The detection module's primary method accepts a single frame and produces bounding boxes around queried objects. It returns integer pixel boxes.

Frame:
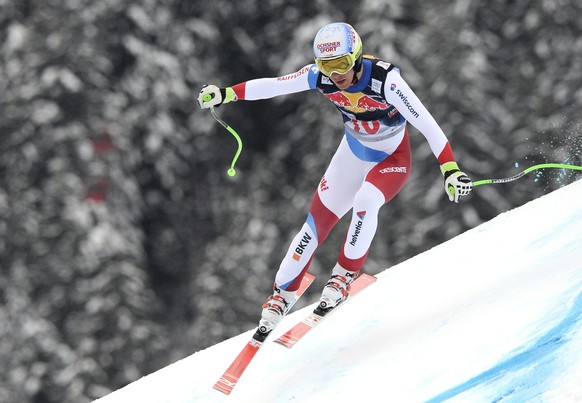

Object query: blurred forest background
[1,0,581,401]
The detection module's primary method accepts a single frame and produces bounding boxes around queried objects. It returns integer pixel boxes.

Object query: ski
[213,272,315,395]
[274,273,377,349]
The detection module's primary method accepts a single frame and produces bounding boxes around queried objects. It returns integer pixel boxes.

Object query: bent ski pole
[202,93,243,177]
[473,163,582,187]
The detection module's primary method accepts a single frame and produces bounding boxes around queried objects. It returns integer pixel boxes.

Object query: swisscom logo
[390,83,419,118]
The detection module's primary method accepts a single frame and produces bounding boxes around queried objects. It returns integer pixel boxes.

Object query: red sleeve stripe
[437,142,455,165]
[232,82,247,100]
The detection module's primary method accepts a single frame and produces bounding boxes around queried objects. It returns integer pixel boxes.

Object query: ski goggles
[315,54,355,76]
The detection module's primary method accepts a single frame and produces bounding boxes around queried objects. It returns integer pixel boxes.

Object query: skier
[198,22,472,333]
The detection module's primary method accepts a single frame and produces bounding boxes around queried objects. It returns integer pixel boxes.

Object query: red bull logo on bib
[324,91,388,113]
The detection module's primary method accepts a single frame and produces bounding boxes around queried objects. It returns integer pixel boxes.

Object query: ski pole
[202,93,243,177]
[473,163,582,187]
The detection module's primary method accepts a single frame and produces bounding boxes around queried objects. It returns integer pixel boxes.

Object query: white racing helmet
[313,22,363,76]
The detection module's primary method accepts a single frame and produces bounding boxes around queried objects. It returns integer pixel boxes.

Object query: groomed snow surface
[96,181,582,403]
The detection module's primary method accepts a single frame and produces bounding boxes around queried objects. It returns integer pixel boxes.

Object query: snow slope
[95,181,582,403]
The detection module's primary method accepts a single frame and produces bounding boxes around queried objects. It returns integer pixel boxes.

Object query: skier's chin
[333,78,350,89]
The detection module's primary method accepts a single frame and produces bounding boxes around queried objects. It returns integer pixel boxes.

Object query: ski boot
[258,286,296,334]
[318,264,359,311]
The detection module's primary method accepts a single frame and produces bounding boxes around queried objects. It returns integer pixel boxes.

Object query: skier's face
[330,69,355,90]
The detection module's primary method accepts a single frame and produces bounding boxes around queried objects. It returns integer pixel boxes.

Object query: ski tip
[303,272,316,284]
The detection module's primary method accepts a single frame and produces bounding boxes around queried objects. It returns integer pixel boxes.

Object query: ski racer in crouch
[198,22,472,333]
